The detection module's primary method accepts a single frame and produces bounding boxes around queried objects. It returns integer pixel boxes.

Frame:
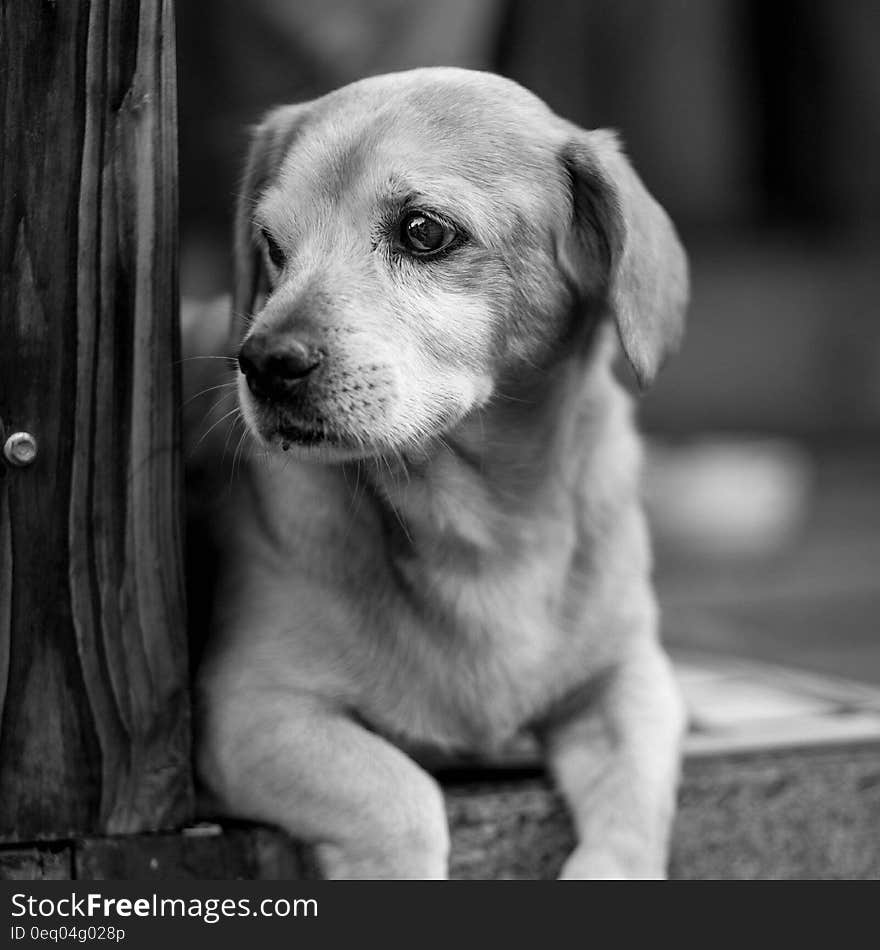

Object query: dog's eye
[399,211,457,256]
[261,229,286,269]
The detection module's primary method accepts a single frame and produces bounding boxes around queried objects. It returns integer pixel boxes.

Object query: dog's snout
[238,333,323,399]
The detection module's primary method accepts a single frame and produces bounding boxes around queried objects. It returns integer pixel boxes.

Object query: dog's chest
[356,527,615,752]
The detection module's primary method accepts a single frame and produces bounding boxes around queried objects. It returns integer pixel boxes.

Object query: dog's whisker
[491,390,530,405]
[340,460,367,548]
[222,410,245,461]
[232,308,256,327]
[193,405,241,452]
[178,355,238,364]
[183,380,239,408]
[378,453,414,547]
[221,416,248,494]
[192,390,240,440]
[476,408,488,476]
[230,425,250,486]
[391,446,412,486]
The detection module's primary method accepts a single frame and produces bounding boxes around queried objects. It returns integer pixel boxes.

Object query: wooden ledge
[4,740,880,880]
[446,741,880,879]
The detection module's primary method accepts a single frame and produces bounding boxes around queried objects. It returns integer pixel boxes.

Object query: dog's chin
[245,416,397,464]
[251,421,368,464]
[241,387,482,466]
[250,416,462,467]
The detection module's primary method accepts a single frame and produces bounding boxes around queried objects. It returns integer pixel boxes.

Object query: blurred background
[177,0,880,683]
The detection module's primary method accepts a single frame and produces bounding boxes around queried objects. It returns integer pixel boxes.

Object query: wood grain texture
[75,827,305,880]
[0,846,72,880]
[0,0,191,839]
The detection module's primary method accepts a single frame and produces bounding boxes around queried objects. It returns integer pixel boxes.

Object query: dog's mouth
[275,421,337,449]
[253,399,478,462]
[239,382,346,452]
[239,371,482,463]
[257,414,377,461]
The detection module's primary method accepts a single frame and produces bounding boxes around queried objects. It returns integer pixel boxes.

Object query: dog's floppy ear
[233,104,311,329]
[559,130,689,388]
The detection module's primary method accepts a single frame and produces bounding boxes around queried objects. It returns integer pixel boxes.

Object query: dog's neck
[354,328,636,563]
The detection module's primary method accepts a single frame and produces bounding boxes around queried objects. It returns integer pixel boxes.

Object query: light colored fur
[187,68,689,879]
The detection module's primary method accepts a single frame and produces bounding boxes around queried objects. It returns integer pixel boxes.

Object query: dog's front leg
[541,640,686,880]
[198,691,450,879]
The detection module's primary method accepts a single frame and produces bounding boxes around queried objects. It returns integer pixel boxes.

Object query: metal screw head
[3,432,38,467]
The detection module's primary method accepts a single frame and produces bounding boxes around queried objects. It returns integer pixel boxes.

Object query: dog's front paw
[558,846,666,881]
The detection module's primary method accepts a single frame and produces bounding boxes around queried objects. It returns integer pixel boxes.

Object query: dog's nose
[238,333,322,399]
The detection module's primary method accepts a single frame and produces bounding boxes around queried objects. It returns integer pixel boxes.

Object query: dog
[186,67,689,880]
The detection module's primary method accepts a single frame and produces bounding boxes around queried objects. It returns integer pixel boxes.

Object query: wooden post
[0,0,192,838]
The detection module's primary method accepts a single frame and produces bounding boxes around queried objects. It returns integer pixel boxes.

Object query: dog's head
[233,68,688,460]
